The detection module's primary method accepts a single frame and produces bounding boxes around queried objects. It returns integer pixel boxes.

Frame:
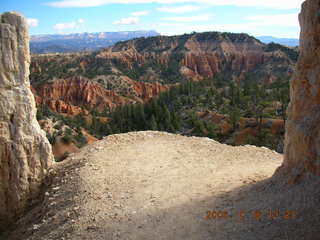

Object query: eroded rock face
[98,33,296,82]
[0,12,53,228]
[32,76,169,115]
[279,0,320,183]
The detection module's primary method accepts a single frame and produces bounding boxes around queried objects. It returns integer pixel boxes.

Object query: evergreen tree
[171,112,181,130]
[206,122,218,139]
[228,105,241,130]
[149,115,158,131]
[163,106,171,130]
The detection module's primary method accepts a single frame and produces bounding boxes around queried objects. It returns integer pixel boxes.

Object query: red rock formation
[33,76,168,116]
[98,33,293,82]
[277,0,320,183]
[34,77,132,114]
[131,80,169,101]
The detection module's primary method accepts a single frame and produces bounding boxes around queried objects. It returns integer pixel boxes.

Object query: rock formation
[0,12,53,229]
[32,76,169,115]
[98,32,297,82]
[279,0,320,183]
[29,31,297,117]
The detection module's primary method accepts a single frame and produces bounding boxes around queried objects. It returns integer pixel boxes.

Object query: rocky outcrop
[278,0,320,183]
[131,80,169,102]
[29,32,297,117]
[33,76,168,115]
[34,77,131,113]
[98,32,297,82]
[0,12,53,228]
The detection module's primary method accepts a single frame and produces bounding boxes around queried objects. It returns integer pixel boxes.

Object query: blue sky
[1,0,304,38]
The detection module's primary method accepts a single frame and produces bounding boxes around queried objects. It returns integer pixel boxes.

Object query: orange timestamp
[205,209,297,220]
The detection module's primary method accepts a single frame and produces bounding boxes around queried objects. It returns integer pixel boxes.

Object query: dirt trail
[6,131,320,240]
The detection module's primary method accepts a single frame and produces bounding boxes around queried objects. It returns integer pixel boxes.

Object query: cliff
[32,76,168,115]
[30,32,297,117]
[0,12,53,229]
[99,32,297,82]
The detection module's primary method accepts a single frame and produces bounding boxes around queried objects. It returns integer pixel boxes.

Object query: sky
[1,0,304,38]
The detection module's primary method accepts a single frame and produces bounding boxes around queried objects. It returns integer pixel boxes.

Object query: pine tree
[105,124,113,135]
[171,112,181,131]
[163,105,171,130]
[149,115,158,131]
[206,122,217,139]
[193,119,206,136]
[228,105,241,130]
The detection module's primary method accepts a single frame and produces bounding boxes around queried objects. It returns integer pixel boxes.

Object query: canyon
[28,31,296,157]
[30,31,297,116]
[2,0,320,239]
[32,77,169,116]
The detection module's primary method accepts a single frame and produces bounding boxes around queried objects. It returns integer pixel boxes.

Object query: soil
[4,131,320,240]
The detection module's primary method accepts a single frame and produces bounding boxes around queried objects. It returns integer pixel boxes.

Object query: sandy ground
[4,131,320,240]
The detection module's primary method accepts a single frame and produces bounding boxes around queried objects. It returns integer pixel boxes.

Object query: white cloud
[113,16,140,25]
[157,5,200,13]
[27,18,39,27]
[131,11,149,16]
[77,18,85,24]
[161,15,211,22]
[244,13,299,27]
[53,18,84,31]
[46,0,304,9]
[113,11,148,26]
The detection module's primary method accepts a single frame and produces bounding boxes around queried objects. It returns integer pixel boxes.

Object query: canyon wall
[98,33,297,82]
[30,31,297,117]
[0,12,53,229]
[279,0,320,183]
[32,76,168,115]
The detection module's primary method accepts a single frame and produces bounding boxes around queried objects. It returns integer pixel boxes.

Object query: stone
[277,0,320,183]
[32,76,169,116]
[0,12,53,229]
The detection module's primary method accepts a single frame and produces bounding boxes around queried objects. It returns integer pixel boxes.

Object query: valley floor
[6,132,320,240]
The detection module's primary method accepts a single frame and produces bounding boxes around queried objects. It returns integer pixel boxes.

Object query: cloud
[161,15,211,22]
[77,18,85,24]
[46,0,304,9]
[113,11,148,26]
[53,18,84,31]
[113,16,140,25]
[131,11,149,16]
[244,13,299,27]
[27,18,39,27]
[157,5,200,13]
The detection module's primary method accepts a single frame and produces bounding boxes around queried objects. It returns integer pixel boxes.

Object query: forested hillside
[31,31,297,158]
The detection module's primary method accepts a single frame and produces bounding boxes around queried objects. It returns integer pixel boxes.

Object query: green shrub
[55,152,70,162]
[61,135,73,144]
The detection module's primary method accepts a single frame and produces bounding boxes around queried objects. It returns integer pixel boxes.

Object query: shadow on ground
[4,156,320,240]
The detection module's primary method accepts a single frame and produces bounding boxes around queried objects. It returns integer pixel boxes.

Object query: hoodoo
[278,0,320,183]
[0,12,53,229]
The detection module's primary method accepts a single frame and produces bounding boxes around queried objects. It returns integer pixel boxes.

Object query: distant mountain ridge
[31,31,298,115]
[30,30,160,54]
[257,36,299,47]
[30,31,297,155]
